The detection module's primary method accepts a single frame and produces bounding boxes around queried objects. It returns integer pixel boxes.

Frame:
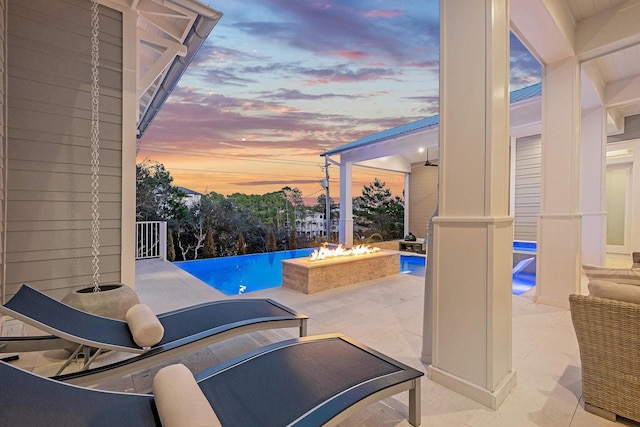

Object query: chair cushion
[582,264,640,286]
[588,280,640,304]
[125,304,164,348]
[153,364,221,427]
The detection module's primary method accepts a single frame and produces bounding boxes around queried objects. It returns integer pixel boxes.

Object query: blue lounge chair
[0,284,307,386]
[0,334,423,426]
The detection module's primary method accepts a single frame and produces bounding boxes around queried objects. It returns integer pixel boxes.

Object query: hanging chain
[90,0,101,292]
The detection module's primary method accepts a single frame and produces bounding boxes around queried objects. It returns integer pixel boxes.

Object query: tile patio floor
[6,253,638,426]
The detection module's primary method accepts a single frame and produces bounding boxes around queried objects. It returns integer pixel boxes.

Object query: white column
[428,0,515,410]
[536,57,582,308]
[339,161,353,246]
[580,106,606,266]
[404,172,410,236]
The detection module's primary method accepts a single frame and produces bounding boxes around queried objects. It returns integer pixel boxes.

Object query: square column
[536,57,582,308]
[580,106,606,266]
[338,161,353,246]
[404,172,410,237]
[428,0,516,409]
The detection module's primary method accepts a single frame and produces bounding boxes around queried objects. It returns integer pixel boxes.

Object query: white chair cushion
[588,280,640,304]
[125,304,164,348]
[153,364,221,427]
[582,264,640,286]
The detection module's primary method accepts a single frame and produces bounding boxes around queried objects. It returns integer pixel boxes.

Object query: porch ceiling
[102,0,222,136]
[511,0,640,134]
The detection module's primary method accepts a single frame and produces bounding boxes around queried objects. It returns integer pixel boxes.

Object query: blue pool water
[400,256,426,276]
[513,240,537,253]
[176,248,315,296]
[176,248,534,296]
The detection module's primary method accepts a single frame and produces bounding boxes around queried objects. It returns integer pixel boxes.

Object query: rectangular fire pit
[282,250,400,294]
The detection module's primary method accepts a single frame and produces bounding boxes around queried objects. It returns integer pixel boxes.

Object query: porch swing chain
[90,0,101,292]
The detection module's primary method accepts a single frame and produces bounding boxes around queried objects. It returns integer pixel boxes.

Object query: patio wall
[5,0,124,300]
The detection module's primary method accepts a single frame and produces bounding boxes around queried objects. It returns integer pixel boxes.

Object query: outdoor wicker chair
[569,294,640,423]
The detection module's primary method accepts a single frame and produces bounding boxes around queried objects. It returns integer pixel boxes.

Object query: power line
[139,146,324,167]
[169,166,324,179]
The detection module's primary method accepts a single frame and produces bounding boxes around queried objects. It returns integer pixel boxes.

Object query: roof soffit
[99,0,222,135]
[576,0,640,61]
[510,0,576,65]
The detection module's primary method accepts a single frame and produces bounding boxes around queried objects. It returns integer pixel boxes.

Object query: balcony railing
[135,221,167,260]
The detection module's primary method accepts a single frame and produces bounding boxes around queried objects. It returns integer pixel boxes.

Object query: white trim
[1,0,6,305]
[121,7,137,287]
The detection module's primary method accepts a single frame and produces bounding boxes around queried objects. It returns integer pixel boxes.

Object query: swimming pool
[175,249,424,296]
[175,249,533,296]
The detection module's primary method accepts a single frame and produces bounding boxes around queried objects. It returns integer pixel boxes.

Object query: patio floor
[6,254,637,426]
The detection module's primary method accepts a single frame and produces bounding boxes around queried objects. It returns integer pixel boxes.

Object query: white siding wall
[514,135,541,241]
[409,161,438,238]
[6,0,123,299]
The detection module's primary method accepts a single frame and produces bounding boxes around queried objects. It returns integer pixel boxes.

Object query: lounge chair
[0,334,424,426]
[0,284,307,386]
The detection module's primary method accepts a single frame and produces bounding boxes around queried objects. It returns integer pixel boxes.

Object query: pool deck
[6,254,633,427]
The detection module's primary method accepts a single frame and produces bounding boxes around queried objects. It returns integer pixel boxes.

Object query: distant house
[177,187,203,208]
[296,210,338,239]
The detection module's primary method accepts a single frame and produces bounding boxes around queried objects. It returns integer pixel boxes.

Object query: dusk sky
[137,0,542,205]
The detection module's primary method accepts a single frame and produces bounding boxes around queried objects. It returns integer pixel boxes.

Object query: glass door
[606,163,632,254]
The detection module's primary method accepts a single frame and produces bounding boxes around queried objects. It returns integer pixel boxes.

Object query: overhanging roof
[103,0,222,137]
[324,83,542,158]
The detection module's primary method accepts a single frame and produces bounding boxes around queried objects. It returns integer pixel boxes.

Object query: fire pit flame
[309,244,380,261]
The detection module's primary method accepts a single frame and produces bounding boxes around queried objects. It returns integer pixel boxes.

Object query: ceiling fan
[424,148,438,167]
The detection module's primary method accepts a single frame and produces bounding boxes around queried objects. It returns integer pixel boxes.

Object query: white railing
[135,221,167,260]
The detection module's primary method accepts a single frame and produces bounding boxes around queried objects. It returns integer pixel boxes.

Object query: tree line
[136,160,404,261]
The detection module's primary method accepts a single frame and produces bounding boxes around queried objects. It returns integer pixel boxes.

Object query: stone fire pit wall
[282,250,400,294]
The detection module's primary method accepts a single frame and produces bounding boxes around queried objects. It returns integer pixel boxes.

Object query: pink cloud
[329,50,370,60]
[363,9,403,18]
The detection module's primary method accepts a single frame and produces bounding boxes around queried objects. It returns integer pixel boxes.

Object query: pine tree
[202,226,215,258]
[267,228,277,252]
[237,232,246,255]
[167,228,176,262]
[289,229,298,249]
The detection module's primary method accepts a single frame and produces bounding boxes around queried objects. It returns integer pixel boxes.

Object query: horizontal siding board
[6,271,121,301]
[8,219,120,232]
[7,65,121,100]
[7,201,122,221]
[7,254,121,283]
[10,1,122,63]
[7,246,121,264]
[8,108,122,141]
[7,191,121,203]
[7,229,120,252]
[9,141,122,169]
[9,84,122,120]
[8,28,121,89]
[8,164,122,182]
[8,170,121,192]
[9,127,121,151]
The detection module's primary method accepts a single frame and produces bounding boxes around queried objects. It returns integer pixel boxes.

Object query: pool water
[175,248,315,296]
[176,249,534,296]
[400,256,426,276]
